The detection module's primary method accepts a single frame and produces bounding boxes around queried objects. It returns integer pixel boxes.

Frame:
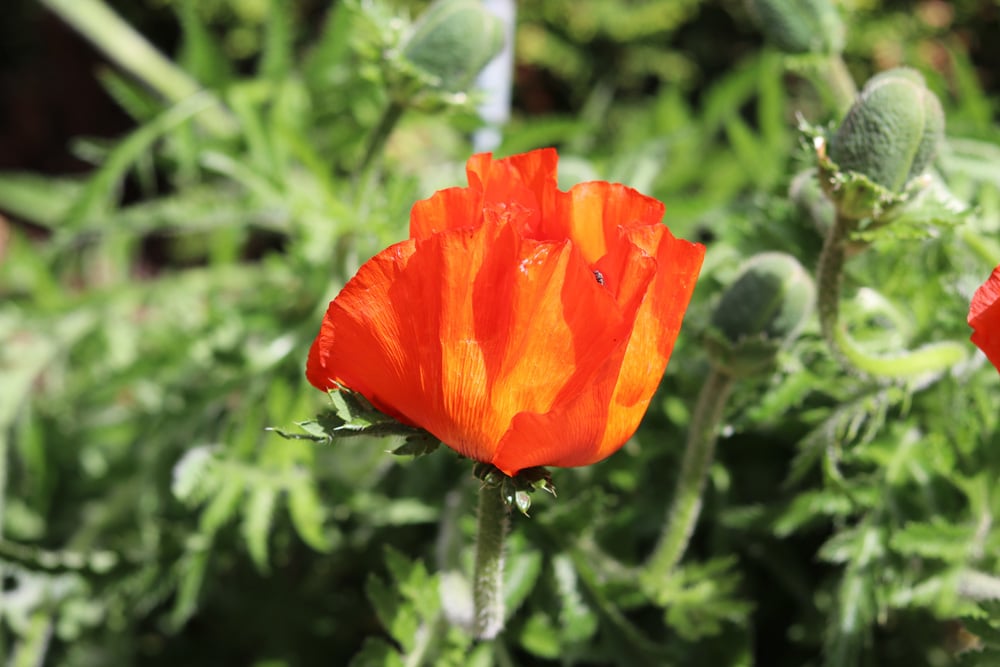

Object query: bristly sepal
[473,464,557,517]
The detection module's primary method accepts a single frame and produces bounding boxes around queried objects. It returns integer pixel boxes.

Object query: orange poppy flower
[307,148,705,476]
[969,265,1000,373]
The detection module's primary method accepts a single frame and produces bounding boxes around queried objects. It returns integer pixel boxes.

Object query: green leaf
[242,485,279,573]
[0,172,82,227]
[889,520,974,561]
[365,572,410,649]
[169,546,210,631]
[390,432,441,457]
[171,445,218,505]
[348,637,405,667]
[199,476,246,536]
[519,611,561,658]
[176,0,233,87]
[261,0,294,80]
[64,93,222,227]
[660,557,753,641]
[286,480,332,552]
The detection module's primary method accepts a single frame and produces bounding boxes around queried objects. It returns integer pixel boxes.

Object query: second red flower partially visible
[969,265,1000,373]
[307,148,705,476]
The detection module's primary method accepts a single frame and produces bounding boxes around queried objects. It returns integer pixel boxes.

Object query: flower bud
[401,0,505,93]
[749,0,845,54]
[704,253,815,378]
[828,68,945,194]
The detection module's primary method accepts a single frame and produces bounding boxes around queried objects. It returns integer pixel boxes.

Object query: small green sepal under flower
[473,463,557,517]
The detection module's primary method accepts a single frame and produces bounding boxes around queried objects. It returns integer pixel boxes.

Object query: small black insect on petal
[593,270,605,285]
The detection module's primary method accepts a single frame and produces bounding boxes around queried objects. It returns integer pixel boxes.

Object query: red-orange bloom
[307,148,705,476]
[969,265,1000,373]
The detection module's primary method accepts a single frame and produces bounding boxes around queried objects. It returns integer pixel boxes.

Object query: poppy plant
[307,148,705,476]
[969,265,1000,373]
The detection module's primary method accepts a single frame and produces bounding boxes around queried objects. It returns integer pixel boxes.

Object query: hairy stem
[472,483,508,639]
[817,212,852,368]
[817,213,967,377]
[644,367,734,588]
[957,570,1000,601]
[359,101,406,176]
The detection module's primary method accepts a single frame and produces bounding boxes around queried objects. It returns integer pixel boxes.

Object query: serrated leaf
[199,476,246,535]
[519,611,561,658]
[365,572,420,653]
[660,557,752,641]
[168,547,210,631]
[287,481,332,552]
[390,432,441,457]
[171,445,217,504]
[772,489,854,537]
[242,485,279,573]
[889,520,974,560]
[817,525,888,566]
[383,546,438,613]
[365,573,401,642]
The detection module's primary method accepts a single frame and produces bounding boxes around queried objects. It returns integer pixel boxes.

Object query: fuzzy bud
[704,253,815,378]
[748,0,845,54]
[401,0,505,93]
[828,68,945,194]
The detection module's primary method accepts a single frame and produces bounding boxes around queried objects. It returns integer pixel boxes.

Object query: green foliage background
[1,0,1000,665]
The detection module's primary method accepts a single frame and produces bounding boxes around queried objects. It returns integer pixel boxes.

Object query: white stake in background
[473,0,516,153]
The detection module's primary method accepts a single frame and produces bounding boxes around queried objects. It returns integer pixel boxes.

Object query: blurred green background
[2,1,1000,666]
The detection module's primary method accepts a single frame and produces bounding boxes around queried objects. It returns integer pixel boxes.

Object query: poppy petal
[308,220,633,467]
[549,181,666,263]
[491,226,704,473]
[969,265,1000,372]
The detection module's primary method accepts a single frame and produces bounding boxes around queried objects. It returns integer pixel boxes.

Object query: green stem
[472,483,508,640]
[359,100,407,176]
[817,212,852,368]
[644,368,734,589]
[39,0,236,137]
[817,213,967,377]
[820,55,858,117]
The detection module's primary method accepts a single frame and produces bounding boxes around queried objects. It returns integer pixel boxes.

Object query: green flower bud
[749,0,845,54]
[828,68,945,194]
[704,253,815,378]
[401,0,505,93]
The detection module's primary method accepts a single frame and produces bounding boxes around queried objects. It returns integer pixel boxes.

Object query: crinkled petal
[409,149,559,240]
[550,181,666,263]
